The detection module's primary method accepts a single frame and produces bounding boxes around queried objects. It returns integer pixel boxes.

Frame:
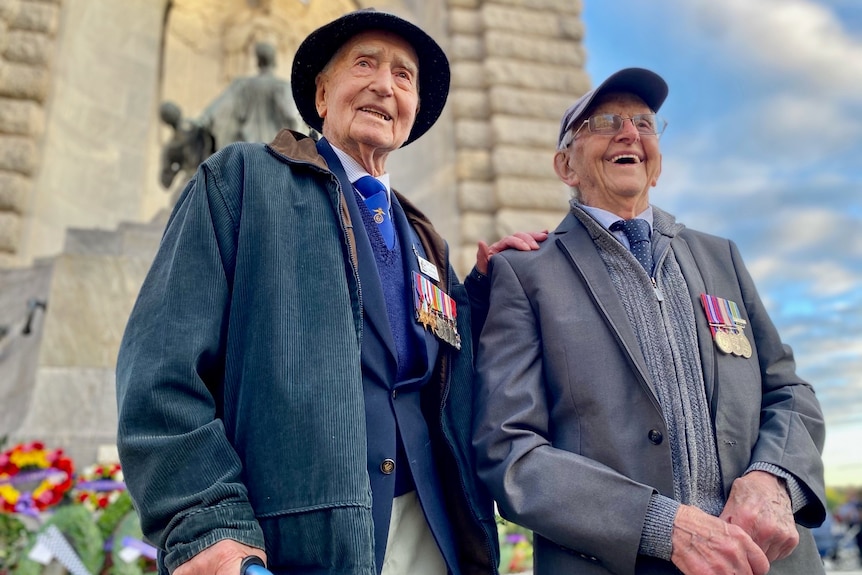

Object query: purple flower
[506,533,526,544]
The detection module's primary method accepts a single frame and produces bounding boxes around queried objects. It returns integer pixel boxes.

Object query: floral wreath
[72,463,125,512]
[0,442,75,514]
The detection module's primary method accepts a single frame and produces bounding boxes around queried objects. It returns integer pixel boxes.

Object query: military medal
[738,334,752,358]
[724,299,752,358]
[372,207,386,225]
[714,329,734,354]
[413,272,461,349]
[701,294,751,358]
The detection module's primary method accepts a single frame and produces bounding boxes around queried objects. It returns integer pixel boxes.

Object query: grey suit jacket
[473,208,826,575]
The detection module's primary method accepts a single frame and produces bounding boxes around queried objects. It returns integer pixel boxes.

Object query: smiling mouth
[360,108,391,121]
[609,154,642,165]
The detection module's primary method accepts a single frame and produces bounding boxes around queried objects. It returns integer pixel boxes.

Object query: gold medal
[729,331,745,356]
[738,333,752,358]
[714,330,733,354]
[418,306,434,331]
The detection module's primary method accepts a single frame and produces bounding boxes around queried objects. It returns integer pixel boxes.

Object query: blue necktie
[611,218,653,274]
[355,176,395,250]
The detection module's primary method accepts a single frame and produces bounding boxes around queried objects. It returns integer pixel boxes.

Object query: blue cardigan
[116,130,498,574]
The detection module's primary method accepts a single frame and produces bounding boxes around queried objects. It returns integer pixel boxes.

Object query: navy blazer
[316,140,459,575]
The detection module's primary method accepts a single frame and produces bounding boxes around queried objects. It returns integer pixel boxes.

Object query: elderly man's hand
[476,231,548,275]
[172,539,265,575]
[719,471,799,562]
[671,504,769,575]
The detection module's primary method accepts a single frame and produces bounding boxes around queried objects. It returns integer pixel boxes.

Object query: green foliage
[45,506,106,575]
[0,514,30,574]
[97,491,134,543]
[0,494,156,575]
[109,511,149,575]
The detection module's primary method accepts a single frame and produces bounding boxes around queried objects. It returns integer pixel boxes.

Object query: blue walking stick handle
[240,556,272,575]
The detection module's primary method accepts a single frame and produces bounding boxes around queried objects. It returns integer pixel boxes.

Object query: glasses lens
[589,114,620,134]
[634,114,667,135]
[586,113,667,136]
[633,114,658,134]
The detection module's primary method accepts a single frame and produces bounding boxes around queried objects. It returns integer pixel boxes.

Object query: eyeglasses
[566,113,667,146]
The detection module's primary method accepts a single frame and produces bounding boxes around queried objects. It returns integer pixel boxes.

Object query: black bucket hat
[291,9,451,147]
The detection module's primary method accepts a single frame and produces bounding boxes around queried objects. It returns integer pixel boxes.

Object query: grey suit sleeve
[730,241,826,527]
[472,254,656,574]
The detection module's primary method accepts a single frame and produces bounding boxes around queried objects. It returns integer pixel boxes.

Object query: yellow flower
[10,449,49,469]
[0,483,20,505]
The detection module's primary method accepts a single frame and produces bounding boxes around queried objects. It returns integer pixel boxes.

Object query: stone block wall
[447,0,588,273]
[0,0,61,266]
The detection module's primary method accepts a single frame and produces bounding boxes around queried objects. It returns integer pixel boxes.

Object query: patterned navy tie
[355,175,395,249]
[611,218,653,274]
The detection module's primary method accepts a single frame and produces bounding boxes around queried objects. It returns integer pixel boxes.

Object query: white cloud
[741,92,862,162]
[678,0,862,98]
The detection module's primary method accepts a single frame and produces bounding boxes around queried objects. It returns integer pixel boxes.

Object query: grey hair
[557,128,576,151]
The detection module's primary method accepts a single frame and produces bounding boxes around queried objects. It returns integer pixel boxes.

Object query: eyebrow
[348,42,419,77]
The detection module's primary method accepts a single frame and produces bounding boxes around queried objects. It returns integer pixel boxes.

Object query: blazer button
[648,429,663,445]
[380,459,395,474]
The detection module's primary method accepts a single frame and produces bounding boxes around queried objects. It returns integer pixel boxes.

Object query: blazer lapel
[315,139,398,365]
[553,213,658,399]
[390,194,436,380]
[669,235,717,411]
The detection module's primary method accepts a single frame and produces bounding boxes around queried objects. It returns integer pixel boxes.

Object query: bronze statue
[158,101,215,189]
[158,42,308,190]
[200,42,305,149]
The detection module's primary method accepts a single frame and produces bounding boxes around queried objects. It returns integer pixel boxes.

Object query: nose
[615,117,640,141]
[368,65,394,96]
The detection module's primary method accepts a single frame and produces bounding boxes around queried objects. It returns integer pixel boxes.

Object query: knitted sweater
[572,205,725,560]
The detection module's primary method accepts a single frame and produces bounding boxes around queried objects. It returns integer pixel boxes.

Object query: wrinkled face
[315,30,419,160]
[555,93,662,213]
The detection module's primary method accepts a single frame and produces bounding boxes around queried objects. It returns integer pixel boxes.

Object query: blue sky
[581,0,862,487]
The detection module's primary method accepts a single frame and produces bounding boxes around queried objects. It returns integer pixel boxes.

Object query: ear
[553,150,579,187]
[650,152,662,187]
[314,74,328,119]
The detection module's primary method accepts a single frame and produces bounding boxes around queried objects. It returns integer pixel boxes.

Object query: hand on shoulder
[475,230,548,275]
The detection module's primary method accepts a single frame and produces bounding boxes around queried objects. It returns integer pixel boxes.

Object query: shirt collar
[328,142,391,203]
[581,204,654,233]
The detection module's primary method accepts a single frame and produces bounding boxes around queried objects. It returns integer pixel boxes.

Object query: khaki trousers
[380,491,447,575]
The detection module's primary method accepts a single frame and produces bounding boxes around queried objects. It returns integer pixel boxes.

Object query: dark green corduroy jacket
[116,131,498,575]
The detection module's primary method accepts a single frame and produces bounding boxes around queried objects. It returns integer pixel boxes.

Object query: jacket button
[648,429,663,445]
[380,459,395,474]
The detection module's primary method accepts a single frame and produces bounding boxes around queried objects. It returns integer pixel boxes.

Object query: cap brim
[291,10,450,147]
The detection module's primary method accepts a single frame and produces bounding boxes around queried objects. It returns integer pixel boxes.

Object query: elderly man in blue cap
[116,9,544,575]
[473,68,827,575]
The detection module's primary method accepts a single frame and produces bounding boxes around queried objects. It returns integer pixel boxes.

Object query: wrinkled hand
[173,539,266,575]
[671,504,769,575]
[720,471,799,562]
[476,231,548,275]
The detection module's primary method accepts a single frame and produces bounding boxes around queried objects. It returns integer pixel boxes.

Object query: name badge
[414,248,440,282]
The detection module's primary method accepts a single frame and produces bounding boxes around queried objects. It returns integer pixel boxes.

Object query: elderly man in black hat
[473,68,827,575]
[116,9,543,575]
